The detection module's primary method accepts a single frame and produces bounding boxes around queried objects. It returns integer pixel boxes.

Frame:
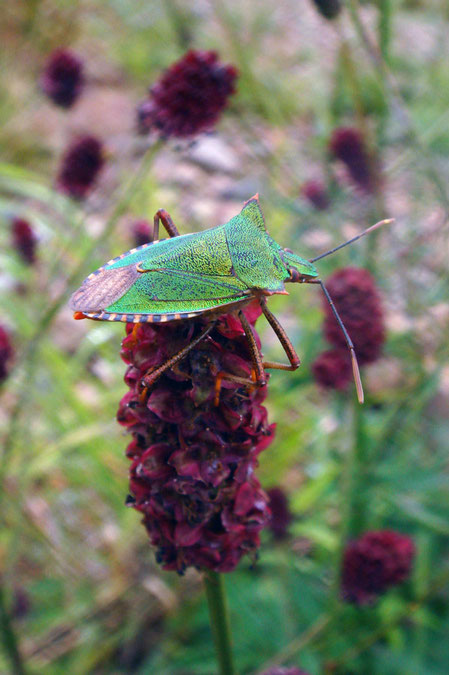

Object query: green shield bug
[71,195,391,403]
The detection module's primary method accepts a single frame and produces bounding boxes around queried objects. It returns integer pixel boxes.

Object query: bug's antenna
[311,279,364,404]
[309,219,393,263]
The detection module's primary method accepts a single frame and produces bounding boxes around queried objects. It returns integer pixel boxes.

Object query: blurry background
[1,1,449,673]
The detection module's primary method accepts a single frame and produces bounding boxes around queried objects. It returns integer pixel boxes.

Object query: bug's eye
[288,268,301,282]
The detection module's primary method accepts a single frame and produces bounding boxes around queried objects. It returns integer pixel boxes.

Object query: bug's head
[281,249,318,283]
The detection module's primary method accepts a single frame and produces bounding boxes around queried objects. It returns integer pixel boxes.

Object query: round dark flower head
[323,267,385,366]
[40,48,84,108]
[329,127,377,193]
[0,325,14,384]
[312,349,352,392]
[117,302,274,574]
[261,667,310,675]
[57,136,104,200]
[342,530,415,605]
[310,0,341,20]
[131,219,153,248]
[301,179,330,211]
[11,217,38,265]
[267,487,293,539]
[138,49,238,138]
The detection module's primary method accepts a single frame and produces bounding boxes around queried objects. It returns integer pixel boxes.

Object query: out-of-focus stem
[378,0,392,65]
[347,398,366,537]
[0,587,27,675]
[344,0,449,216]
[203,570,236,675]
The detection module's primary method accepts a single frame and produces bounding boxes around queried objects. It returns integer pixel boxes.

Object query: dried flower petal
[342,530,415,605]
[57,136,104,199]
[118,307,274,573]
[138,50,238,138]
[40,48,84,108]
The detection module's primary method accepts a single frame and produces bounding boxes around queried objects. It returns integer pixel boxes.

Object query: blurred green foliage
[1,0,449,673]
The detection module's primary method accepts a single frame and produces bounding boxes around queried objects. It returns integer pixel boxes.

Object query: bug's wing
[70,264,141,313]
[70,241,157,312]
[71,264,251,321]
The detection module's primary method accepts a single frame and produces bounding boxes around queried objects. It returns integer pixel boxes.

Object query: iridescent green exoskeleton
[71,195,389,402]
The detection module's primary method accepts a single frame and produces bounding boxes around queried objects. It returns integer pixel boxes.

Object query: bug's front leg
[139,322,216,401]
[152,209,180,240]
[238,310,267,386]
[259,297,301,372]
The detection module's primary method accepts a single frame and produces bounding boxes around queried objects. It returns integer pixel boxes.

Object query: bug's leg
[307,279,364,404]
[153,210,180,240]
[259,297,301,372]
[238,310,267,386]
[213,309,275,405]
[139,321,216,401]
[213,369,257,407]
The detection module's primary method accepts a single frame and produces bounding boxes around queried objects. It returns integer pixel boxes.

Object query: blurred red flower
[57,136,104,199]
[138,50,238,138]
[11,217,38,265]
[0,326,14,384]
[342,530,415,604]
[312,349,352,391]
[323,267,385,366]
[40,48,84,108]
[329,127,378,193]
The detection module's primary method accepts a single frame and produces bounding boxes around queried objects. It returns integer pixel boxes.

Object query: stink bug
[71,195,390,403]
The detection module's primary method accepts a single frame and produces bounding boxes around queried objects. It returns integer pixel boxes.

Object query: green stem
[0,587,27,675]
[377,0,392,65]
[347,399,366,537]
[203,570,236,675]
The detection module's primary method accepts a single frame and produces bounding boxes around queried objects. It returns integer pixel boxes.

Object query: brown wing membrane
[69,264,140,313]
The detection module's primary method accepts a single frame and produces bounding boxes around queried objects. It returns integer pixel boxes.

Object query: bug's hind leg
[153,209,180,240]
[139,321,216,401]
[259,297,301,372]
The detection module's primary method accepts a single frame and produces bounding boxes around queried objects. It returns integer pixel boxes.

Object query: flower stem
[203,570,236,675]
[0,586,27,675]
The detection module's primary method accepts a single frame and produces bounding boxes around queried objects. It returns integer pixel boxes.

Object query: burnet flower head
[312,267,385,393]
[56,135,105,200]
[40,48,84,108]
[310,0,342,21]
[137,49,238,139]
[342,530,415,605]
[11,217,38,265]
[131,219,153,248]
[301,179,330,211]
[117,301,274,574]
[329,127,378,193]
[267,487,293,540]
[0,326,14,384]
